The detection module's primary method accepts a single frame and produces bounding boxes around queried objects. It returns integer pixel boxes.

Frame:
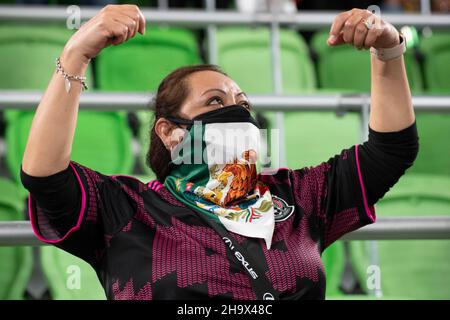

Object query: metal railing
[1,6,450,29]
[0,217,449,246]
[1,91,450,112]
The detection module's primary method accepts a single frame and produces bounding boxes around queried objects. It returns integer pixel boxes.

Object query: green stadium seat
[410,31,450,176]
[6,111,133,183]
[321,241,345,298]
[215,27,316,94]
[216,26,353,296]
[96,26,202,179]
[420,31,450,94]
[136,110,155,179]
[0,177,33,299]
[40,246,106,300]
[408,114,450,176]
[310,30,424,93]
[349,173,450,299]
[96,27,202,91]
[0,25,74,91]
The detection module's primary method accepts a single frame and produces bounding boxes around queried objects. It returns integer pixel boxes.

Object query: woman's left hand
[327,8,400,50]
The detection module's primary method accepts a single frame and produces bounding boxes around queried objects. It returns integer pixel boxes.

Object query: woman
[20,5,418,300]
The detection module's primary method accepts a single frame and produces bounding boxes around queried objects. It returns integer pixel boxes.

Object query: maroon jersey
[23,122,419,299]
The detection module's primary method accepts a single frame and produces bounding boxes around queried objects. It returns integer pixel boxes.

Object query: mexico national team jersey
[27,148,376,300]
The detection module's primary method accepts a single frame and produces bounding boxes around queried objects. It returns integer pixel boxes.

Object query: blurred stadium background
[0,0,449,300]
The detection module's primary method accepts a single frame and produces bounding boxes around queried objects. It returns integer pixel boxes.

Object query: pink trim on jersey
[28,162,87,244]
[355,144,375,222]
[148,180,163,192]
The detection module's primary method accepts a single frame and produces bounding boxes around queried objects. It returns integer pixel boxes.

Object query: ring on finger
[361,18,374,30]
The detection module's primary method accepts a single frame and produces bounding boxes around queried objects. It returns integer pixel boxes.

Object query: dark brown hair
[146,64,228,182]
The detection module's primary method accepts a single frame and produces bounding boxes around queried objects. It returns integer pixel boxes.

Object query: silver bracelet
[55,57,88,93]
[370,33,407,61]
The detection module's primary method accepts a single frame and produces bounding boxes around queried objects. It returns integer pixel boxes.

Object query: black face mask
[166,105,260,130]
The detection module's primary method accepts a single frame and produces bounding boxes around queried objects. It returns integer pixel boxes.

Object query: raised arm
[327,8,415,132]
[21,4,145,177]
[291,9,419,250]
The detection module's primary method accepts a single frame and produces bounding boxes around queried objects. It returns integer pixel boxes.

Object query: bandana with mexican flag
[164,106,275,249]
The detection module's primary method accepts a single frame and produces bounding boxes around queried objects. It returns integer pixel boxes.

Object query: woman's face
[178,70,251,119]
[155,70,252,151]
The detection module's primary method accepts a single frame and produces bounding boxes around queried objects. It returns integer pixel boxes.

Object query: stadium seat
[409,31,450,176]
[349,173,450,299]
[215,27,315,94]
[0,177,33,299]
[0,24,73,91]
[39,247,106,300]
[420,31,450,94]
[96,26,202,179]
[321,241,346,298]
[310,30,424,93]
[408,114,450,176]
[96,27,201,91]
[215,26,353,296]
[6,111,134,182]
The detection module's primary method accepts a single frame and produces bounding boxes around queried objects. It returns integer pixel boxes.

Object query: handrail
[1,91,450,112]
[341,216,450,241]
[0,6,450,29]
[0,217,449,246]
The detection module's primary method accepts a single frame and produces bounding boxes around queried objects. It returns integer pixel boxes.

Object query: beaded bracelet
[55,57,88,93]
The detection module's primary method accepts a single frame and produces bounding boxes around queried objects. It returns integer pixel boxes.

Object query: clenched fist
[63,4,146,64]
[327,8,400,50]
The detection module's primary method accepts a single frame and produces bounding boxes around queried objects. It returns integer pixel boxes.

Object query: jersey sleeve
[290,120,419,251]
[20,160,138,267]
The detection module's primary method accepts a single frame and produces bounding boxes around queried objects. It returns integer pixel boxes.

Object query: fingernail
[328,35,336,44]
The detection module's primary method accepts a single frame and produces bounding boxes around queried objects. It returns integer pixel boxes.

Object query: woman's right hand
[62,4,146,64]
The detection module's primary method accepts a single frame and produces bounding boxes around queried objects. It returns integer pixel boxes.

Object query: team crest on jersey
[272,195,295,222]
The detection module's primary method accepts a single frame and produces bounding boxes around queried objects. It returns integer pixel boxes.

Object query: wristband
[370,33,406,61]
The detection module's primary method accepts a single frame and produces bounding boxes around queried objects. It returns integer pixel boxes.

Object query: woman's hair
[146,64,228,182]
